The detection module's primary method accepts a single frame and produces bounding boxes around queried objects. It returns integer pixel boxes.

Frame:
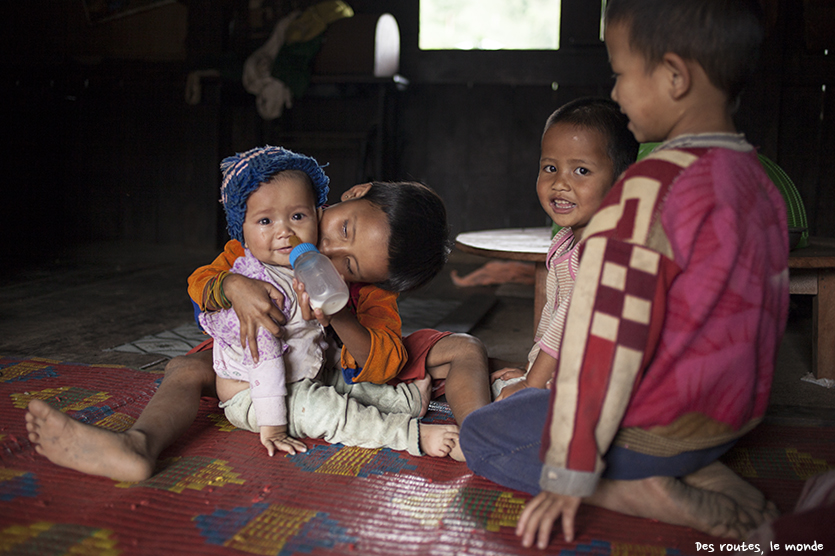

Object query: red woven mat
[1,357,832,555]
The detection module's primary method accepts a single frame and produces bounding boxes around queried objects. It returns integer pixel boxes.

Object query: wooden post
[813,270,835,379]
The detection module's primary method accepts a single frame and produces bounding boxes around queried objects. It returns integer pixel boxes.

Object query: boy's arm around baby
[189,239,287,361]
[298,282,407,384]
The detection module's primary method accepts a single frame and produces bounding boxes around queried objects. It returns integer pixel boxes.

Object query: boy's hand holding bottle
[289,235,349,325]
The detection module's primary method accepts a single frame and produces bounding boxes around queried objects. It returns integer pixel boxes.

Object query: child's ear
[341,182,372,201]
[662,52,692,100]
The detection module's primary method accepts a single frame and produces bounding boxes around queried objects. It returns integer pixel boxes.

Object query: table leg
[812,269,835,380]
[534,262,547,333]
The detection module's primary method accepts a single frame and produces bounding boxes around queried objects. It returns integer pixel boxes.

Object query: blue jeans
[459,388,549,495]
[459,388,736,495]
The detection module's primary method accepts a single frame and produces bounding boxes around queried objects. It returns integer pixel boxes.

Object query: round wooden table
[455,227,552,330]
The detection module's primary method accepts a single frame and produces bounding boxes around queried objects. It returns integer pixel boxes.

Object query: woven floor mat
[1,357,832,555]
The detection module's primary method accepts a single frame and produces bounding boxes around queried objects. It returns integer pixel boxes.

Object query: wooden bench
[456,228,835,380]
[455,228,552,333]
[787,236,835,380]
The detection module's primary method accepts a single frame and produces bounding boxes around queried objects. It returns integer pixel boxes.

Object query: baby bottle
[289,236,349,315]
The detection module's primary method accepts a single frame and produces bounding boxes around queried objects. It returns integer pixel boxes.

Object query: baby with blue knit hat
[199,145,335,457]
[219,145,329,245]
[24,146,464,478]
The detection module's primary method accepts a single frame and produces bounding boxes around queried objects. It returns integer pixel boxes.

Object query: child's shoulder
[624,143,764,199]
[548,227,575,260]
[626,146,710,177]
[587,145,737,243]
[349,282,399,309]
[231,249,273,283]
[224,239,246,257]
[630,135,757,176]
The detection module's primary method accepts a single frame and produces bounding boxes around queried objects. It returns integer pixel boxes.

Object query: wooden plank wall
[769,0,834,238]
[390,0,613,235]
[1,0,832,274]
[383,0,835,238]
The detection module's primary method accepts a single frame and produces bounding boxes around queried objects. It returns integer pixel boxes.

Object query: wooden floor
[2,240,834,425]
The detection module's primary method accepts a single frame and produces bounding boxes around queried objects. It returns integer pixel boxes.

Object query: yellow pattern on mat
[116,456,245,492]
[11,387,111,410]
[611,542,671,555]
[787,448,833,480]
[0,360,50,383]
[486,491,525,532]
[96,412,137,432]
[725,447,758,478]
[225,505,318,555]
[0,522,119,555]
[208,412,238,432]
[316,446,380,476]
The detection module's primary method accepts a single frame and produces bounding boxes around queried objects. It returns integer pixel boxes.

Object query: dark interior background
[2,0,832,274]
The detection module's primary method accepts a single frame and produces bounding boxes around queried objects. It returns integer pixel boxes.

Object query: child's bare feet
[586,462,776,539]
[414,374,433,418]
[419,424,459,457]
[25,399,154,482]
[449,438,466,462]
[683,461,779,522]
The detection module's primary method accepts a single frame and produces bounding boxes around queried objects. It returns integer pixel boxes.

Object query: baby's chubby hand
[490,367,530,401]
[259,425,307,457]
[495,378,530,401]
[490,367,526,383]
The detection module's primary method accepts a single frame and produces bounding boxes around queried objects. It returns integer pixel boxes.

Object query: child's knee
[164,351,215,386]
[163,355,189,378]
[446,333,488,363]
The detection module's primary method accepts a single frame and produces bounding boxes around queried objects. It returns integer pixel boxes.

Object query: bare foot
[586,466,772,539]
[449,438,466,462]
[414,374,432,418]
[25,399,155,482]
[683,462,780,524]
[419,424,459,457]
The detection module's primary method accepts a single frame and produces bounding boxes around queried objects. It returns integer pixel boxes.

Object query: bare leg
[585,462,778,539]
[426,334,491,425]
[25,350,217,482]
[419,424,459,457]
[413,373,432,418]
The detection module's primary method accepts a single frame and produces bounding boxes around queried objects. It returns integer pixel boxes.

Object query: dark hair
[605,0,765,102]
[363,181,451,293]
[544,97,639,179]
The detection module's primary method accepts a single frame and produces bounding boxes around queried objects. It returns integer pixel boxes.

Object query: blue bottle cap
[289,242,319,268]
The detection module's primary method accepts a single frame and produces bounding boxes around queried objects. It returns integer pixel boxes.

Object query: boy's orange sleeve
[341,284,407,384]
[188,240,246,310]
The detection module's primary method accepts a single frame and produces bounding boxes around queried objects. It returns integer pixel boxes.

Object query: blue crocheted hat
[220,145,330,243]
